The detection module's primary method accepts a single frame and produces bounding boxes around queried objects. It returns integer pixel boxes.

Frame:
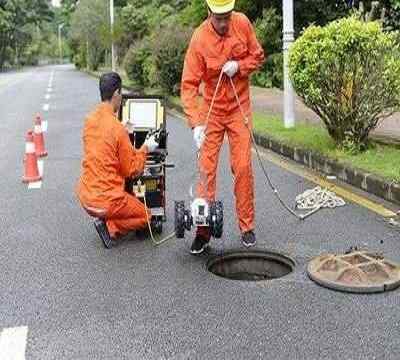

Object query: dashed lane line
[42,120,48,132]
[0,326,28,360]
[28,181,42,190]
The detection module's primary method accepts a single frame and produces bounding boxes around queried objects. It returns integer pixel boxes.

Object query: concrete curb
[83,69,400,207]
[253,132,400,206]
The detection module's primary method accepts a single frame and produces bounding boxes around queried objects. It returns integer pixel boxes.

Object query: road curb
[83,69,400,207]
[253,132,400,207]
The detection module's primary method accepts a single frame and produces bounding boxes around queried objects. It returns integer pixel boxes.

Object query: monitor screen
[129,100,158,129]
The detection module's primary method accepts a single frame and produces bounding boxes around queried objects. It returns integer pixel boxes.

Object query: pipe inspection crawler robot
[119,95,173,234]
[174,198,224,239]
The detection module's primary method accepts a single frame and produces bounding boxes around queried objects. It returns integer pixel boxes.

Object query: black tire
[210,201,223,238]
[184,209,192,231]
[153,218,163,235]
[174,201,185,238]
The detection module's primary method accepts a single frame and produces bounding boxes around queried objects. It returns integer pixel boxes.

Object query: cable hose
[143,195,176,246]
[148,67,344,246]
[143,73,226,246]
[227,77,307,220]
[227,76,340,221]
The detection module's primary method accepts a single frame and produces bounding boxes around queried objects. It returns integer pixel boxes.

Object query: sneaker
[94,219,113,249]
[190,227,211,255]
[242,230,256,248]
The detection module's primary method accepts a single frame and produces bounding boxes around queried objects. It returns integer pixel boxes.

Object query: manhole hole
[207,250,295,281]
[308,250,400,293]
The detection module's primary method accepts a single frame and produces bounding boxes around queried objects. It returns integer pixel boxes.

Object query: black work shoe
[94,219,112,249]
[242,230,256,248]
[190,234,210,255]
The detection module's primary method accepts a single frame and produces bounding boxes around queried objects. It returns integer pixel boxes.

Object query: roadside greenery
[253,113,400,183]
[64,0,380,90]
[0,0,69,69]
[63,0,400,91]
[65,0,400,157]
[289,17,400,152]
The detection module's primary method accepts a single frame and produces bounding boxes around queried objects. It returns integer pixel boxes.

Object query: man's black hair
[99,72,122,102]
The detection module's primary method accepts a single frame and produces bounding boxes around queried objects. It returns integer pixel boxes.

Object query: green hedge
[289,17,400,152]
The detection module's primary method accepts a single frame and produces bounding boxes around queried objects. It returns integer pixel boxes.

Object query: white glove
[125,122,135,134]
[193,125,205,149]
[222,61,239,78]
[144,134,158,153]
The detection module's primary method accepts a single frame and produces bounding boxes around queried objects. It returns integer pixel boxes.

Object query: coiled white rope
[295,186,346,210]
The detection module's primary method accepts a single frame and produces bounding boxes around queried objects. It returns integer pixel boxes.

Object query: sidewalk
[250,86,400,145]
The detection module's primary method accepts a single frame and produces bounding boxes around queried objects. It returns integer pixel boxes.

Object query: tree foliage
[289,17,400,151]
[70,0,109,71]
[0,0,54,69]
[65,0,400,96]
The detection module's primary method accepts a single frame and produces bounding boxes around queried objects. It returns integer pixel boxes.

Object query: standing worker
[181,0,265,254]
[77,72,158,248]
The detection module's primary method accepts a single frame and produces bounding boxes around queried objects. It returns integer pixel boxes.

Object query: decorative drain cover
[307,250,400,293]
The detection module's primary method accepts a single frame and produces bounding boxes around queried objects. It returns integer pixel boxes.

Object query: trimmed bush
[252,7,283,88]
[152,23,192,95]
[124,40,152,89]
[289,17,400,152]
[252,53,283,88]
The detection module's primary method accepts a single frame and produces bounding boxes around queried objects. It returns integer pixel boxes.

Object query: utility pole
[110,0,116,71]
[283,0,295,128]
[58,23,64,64]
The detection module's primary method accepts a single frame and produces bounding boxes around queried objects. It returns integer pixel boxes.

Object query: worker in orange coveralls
[181,0,265,254]
[77,72,158,249]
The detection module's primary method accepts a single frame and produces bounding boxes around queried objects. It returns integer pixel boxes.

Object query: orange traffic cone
[22,130,42,183]
[33,115,47,157]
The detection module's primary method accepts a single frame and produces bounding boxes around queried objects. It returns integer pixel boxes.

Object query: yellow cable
[143,193,176,246]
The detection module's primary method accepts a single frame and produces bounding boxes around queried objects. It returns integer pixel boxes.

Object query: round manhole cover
[207,250,295,281]
[308,250,400,293]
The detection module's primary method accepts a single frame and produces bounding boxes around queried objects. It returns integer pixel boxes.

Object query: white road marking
[43,104,49,112]
[47,87,53,93]
[0,326,28,360]
[45,94,51,100]
[28,181,42,189]
[41,120,48,132]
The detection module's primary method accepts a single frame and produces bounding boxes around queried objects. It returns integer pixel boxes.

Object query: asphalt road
[0,65,399,360]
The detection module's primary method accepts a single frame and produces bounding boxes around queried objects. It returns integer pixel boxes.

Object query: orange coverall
[76,102,150,238]
[181,12,265,233]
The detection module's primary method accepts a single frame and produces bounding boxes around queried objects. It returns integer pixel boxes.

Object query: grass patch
[253,112,400,183]
[253,113,335,153]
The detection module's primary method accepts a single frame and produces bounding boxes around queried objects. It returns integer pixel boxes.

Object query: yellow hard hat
[206,0,235,14]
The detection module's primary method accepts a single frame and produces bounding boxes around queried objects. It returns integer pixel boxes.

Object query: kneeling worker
[181,0,265,254]
[76,72,158,248]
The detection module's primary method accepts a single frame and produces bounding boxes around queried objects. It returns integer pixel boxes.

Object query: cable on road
[228,75,346,220]
[144,195,176,246]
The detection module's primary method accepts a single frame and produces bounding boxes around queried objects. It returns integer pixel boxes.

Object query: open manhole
[308,250,400,293]
[207,250,295,281]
